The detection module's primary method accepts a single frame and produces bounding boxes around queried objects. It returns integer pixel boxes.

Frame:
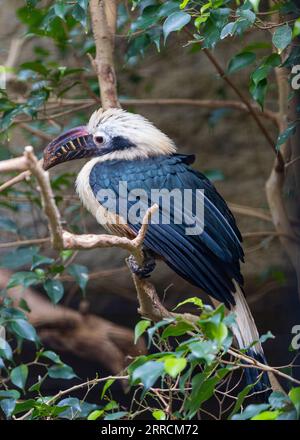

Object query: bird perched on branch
[43,108,270,392]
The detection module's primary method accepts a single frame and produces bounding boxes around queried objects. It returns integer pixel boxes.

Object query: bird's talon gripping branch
[127,253,156,279]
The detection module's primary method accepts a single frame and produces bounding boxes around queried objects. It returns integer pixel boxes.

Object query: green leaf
[214,322,228,344]
[131,361,164,389]
[88,409,104,420]
[152,409,166,420]
[228,52,256,74]
[57,397,98,419]
[0,398,17,418]
[40,350,61,364]
[101,379,115,399]
[251,410,280,420]
[269,391,290,410]
[272,24,292,52]
[174,297,203,311]
[276,123,298,150]
[249,0,260,13]
[188,340,218,365]
[0,337,12,360]
[220,22,235,39]
[134,320,150,344]
[185,368,229,417]
[232,403,270,420]
[71,3,88,29]
[10,364,28,391]
[104,400,118,411]
[289,387,300,417]
[202,18,221,48]
[293,18,300,38]
[10,319,38,342]
[147,318,175,347]
[104,411,128,420]
[0,390,20,400]
[131,6,160,32]
[18,298,31,313]
[20,61,49,76]
[60,250,73,262]
[164,357,187,378]
[67,264,89,293]
[200,313,228,345]
[238,8,256,24]
[158,1,181,18]
[163,11,191,43]
[250,78,267,109]
[31,255,54,270]
[44,279,64,304]
[7,271,40,289]
[180,0,190,9]
[0,246,39,270]
[229,383,256,418]
[48,364,77,380]
[28,377,46,393]
[162,321,194,339]
[13,399,36,415]
[54,2,69,20]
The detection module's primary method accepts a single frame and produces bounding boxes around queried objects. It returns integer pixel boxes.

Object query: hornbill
[43,108,270,391]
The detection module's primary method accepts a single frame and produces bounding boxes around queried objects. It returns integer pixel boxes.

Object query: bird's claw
[127,253,156,279]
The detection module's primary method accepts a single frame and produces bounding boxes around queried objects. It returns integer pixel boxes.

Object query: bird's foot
[127,251,156,279]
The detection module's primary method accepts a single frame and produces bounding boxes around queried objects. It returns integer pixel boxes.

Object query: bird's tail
[231,281,271,394]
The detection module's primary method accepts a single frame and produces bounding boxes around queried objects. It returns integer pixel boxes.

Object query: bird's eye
[94,135,104,145]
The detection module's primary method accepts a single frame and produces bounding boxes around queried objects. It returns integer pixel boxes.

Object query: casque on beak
[43,126,97,170]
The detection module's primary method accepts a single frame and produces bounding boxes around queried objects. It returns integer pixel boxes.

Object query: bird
[43,108,270,392]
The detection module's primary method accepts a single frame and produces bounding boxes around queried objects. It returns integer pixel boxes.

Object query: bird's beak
[43,126,97,170]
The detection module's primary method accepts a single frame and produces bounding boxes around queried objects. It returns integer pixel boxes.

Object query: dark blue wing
[89,154,244,307]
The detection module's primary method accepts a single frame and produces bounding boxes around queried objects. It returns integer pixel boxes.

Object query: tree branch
[265,5,300,299]
[89,0,120,109]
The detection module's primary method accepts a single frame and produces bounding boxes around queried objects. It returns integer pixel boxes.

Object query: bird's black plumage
[89,154,244,307]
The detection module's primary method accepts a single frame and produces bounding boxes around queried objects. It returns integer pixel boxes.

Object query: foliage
[1,292,299,420]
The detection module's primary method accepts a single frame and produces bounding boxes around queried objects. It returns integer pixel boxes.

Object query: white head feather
[86,108,176,160]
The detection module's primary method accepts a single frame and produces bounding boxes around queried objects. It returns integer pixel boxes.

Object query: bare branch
[0,170,31,193]
[19,123,53,141]
[13,97,280,125]
[89,0,120,109]
[0,156,28,173]
[23,147,64,249]
[0,238,50,249]
[265,7,300,299]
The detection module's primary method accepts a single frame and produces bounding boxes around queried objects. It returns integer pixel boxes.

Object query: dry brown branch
[13,97,279,125]
[0,238,50,249]
[15,103,94,124]
[0,156,28,173]
[0,170,31,192]
[24,147,64,249]
[265,7,300,299]
[89,0,120,110]
[228,203,272,222]
[19,123,53,142]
